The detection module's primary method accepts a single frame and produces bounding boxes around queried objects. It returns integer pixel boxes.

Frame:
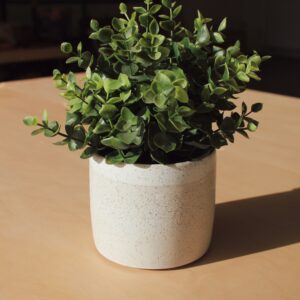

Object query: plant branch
[37,123,97,148]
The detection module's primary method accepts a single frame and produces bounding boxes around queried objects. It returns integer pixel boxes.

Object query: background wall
[0,0,299,97]
[183,0,300,57]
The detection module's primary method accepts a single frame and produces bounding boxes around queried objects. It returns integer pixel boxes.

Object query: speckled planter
[89,151,216,269]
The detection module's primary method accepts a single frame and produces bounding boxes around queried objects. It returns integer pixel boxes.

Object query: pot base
[94,239,212,270]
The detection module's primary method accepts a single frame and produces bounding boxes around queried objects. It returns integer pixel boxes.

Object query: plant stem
[146,1,150,34]
[169,8,174,64]
[37,123,96,148]
[60,78,103,110]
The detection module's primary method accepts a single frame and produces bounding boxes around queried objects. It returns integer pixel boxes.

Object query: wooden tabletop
[0,77,300,300]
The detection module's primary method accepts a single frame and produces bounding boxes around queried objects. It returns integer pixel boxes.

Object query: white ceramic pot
[89,151,216,269]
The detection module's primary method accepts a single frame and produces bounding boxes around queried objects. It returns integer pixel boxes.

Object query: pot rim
[91,149,215,170]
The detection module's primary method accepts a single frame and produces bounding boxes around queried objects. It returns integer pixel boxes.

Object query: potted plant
[23,0,269,269]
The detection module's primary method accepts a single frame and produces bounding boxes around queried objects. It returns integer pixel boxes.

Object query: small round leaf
[247,122,257,132]
[119,3,127,14]
[60,42,73,54]
[90,19,99,31]
[251,103,263,113]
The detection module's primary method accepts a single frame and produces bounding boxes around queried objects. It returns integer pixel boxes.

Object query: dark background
[0,0,299,97]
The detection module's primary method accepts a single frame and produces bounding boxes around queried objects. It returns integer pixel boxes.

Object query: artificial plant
[24,0,270,164]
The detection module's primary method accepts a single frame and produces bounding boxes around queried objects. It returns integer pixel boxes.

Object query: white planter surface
[89,152,216,269]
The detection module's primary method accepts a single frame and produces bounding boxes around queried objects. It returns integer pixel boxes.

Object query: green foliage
[23,0,269,164]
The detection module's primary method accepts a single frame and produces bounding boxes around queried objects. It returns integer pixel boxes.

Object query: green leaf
[152,71,174,95]
[80,147,95,159]
[44,121,60,137]
[154,94,168,108]
[99,104,118,119]
[149,19,159,35]
[161,0,172,8]
[139,13,150,28]
[184,140,211,150]
[121,63,138,76]
[197,102,215,113]
[89,31,100,40]
[218,18,227,32]
[177,106,195,117]
[68,139,82,151]
[247,122,257,132]
[154,132,177,153]
[53,139,68,146]
[90,19,99,31]
[214,54,225,68]
[150,4,162,14]
[60,42,73,54]
[197,24,210,44]
[237,71,250,82]
[78,51,93,69]
[67,126,85,150]
[223,64,230,81]
[121,107,137,123]
[31,128,44,136]
[86,67,92,79]
[173,5,183,18]
[69,103,82,114]
[232,112,243,127]
[23,116,38,126]
[118,73,131,88]
[117,131,139,145]
[159,20,175,31]
[221,117,236,134]
[77,42,82,54]
[213,32,224,44]
[107,97,122,104]
[173,78,188,89]
[201,84,211,101]
[251,103,263,113]
[210,132,228,149]
[106,151,124,164]
[66,112,80,126]
[217,100,236,111]
[123,150,142,164]
[150,150,169,164]
[119,2,127,14]
[103,78,121,94]
[93,120,111,134]
[133,7,147,14]
[112,17,127,31]
[175,86,189,103]
[159,14,169,20]
[99,28,113,43]
[154,112,168,132]
[148,51,162,60]
[120,90,132,102]
[173,42,180,60]
[66,56,79,64]
[262,55,272,62]
[237,129,249,139]
[42,110,48,125]
[248,72,261,81]
[214,87,227,95]
[242,102,248,115]
[52,69,61,79]
[169,115,190,132]
[101,137,128,150]
[115,108,138,131]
